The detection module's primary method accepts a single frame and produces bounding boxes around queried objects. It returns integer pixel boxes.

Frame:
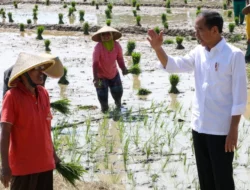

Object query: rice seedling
[151,174,159,183]
[33,11,38,20]
[44,39,51,51]
[71,1,76,11]
[58,13,64,24]
[27,19,32,24]
[79,10,84,21]
[107,3,113,12]
[196,9,201,16]
[167,8,172,14]
[136,15,141,26]
[19,23,25,32]
[83,22,89,35]
[132,52,141,65]
[154,26,160,34]
[123,138,130,171]
[132,0,137,7]
[228,10,232,17]
[176,36,184,49]
[58,67,70,85]
[133,124,140,148]
[105,9,112,19]
[125,40,136,56]
[46,0,50,6]
[229,23,235,33]
[132,10,137,17]
[223,2,227,10]
[96,3,99,9]
[51,99,70,115]
[8,12,14,23]
[163,39,174,44]
[128,64,141,75]
[235,16,239,25]
[184,0,187,4]
[117,119,125,143]
[106,19,111,26]
[91,0,95,6]
[136,3,140,11]
[34,4,38,11]
[68,7,74,16]
[161,13,167,23]
[36,26,44,40]
[166,0,171,8]
[63,3,67,8]
[2,11,6,19]
[163,21,169,29]
[109,137,115,153]
[144,141,152,161]
[137,88,152,95]
[104,151,109,169]
[13,1,18,8]
[56,162,87,187]
[169,166,178,178]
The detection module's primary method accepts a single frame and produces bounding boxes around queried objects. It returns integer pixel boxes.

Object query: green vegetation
[132,0,137,7]
[96,3,99,9]
[228,34,242,43]
[161,13,167,24]
[46,0,50,6]
[27,19,32,24]
[8,12,14,22]
[68,7,74,16]
[136,15,141,26]
[71,1,76,11]
[169,74,180,94]
[136,3,140,11]
[137,88,152,95]
[63,3,67,8]
[229,23,235,33]
[83,22,89,35]
[2,11,6,19]
[13,1,18,8]
[163,39,174,44]
[106,19,111,26]
[19,23,25,32]
[91,0,95,6]
[105,9,112,19]
[44,39,51,52]
[228,10,232,17]
[132,52,141,65]
[163,22,169,29]
[58,67,70,85]
[223,2,227,10]
[50,99,70,115]
[133,10,137,17]
[59,13,64,24]
[166,0,171,8]
[154,26,160,34]
[176,36,184,49]
[128,64,141,75]
[79,10,85,21]
[107,3,113,12]
[36,26,44,40]
[126,40,136,56]
[33,11,38,20]
[235,17,239,25]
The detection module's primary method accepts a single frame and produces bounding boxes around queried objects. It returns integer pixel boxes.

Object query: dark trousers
[95,73,123,112]
[192,130,234,190]
[11,170,53,190]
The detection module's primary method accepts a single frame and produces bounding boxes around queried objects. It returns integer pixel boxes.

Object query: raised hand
[147,29,164,51]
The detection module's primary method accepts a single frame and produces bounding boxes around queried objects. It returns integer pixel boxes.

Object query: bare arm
[0,122,12,188]
[225,115,241,152]
[147,30,168,68]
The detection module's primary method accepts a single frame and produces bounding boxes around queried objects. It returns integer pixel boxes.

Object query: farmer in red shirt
[0,52,63,190]
[92,26,128,113]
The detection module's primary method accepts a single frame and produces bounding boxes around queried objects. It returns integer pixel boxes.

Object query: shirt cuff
[231,104,247,115]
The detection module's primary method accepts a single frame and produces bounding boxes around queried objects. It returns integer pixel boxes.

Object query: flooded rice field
[1,0,250,190]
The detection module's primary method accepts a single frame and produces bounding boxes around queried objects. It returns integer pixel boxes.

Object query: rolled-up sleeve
[159,48,196,73]
[231,51,247,115]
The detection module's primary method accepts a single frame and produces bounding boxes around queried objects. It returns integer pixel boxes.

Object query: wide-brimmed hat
[40,53,64,78]
[242,4,250,15]
[91,26,122,42]
[8,52,62,87]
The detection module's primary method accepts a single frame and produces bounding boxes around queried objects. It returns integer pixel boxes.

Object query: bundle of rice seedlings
[137,88,151,95]
[128,64,141,75]
[56,162,87,187]
[58,67,69,85]
[50,99,70,115]
[169,74,180,94]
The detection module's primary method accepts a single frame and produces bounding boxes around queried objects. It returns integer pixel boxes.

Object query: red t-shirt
[92,41,126,79]
[1,82,55,176]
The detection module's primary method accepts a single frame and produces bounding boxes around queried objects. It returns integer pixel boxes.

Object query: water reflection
[69,15,76,25]
[169,93,180,111]
[20,31,25,37]
[132,75,141,90]
[59,84,68,99]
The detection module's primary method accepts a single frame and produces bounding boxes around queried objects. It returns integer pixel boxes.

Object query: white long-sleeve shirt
[163,38,247,135]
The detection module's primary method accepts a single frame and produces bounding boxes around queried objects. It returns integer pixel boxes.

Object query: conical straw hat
[242,4,250,15]
[8,52,55,87]
[91,26,122,42]
[40,53,64,78]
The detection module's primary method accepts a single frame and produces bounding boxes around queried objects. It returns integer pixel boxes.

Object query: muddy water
[1,28,250,189]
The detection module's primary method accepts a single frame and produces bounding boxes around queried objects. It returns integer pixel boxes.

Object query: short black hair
[198,10,223,33]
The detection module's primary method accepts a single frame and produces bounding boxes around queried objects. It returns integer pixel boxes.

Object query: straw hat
[8,52,62,87]
[242,4,250,15]
[91,26,122,42]
[40,53,64,78]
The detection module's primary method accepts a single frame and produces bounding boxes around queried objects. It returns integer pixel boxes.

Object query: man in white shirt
[147,11,247,190]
